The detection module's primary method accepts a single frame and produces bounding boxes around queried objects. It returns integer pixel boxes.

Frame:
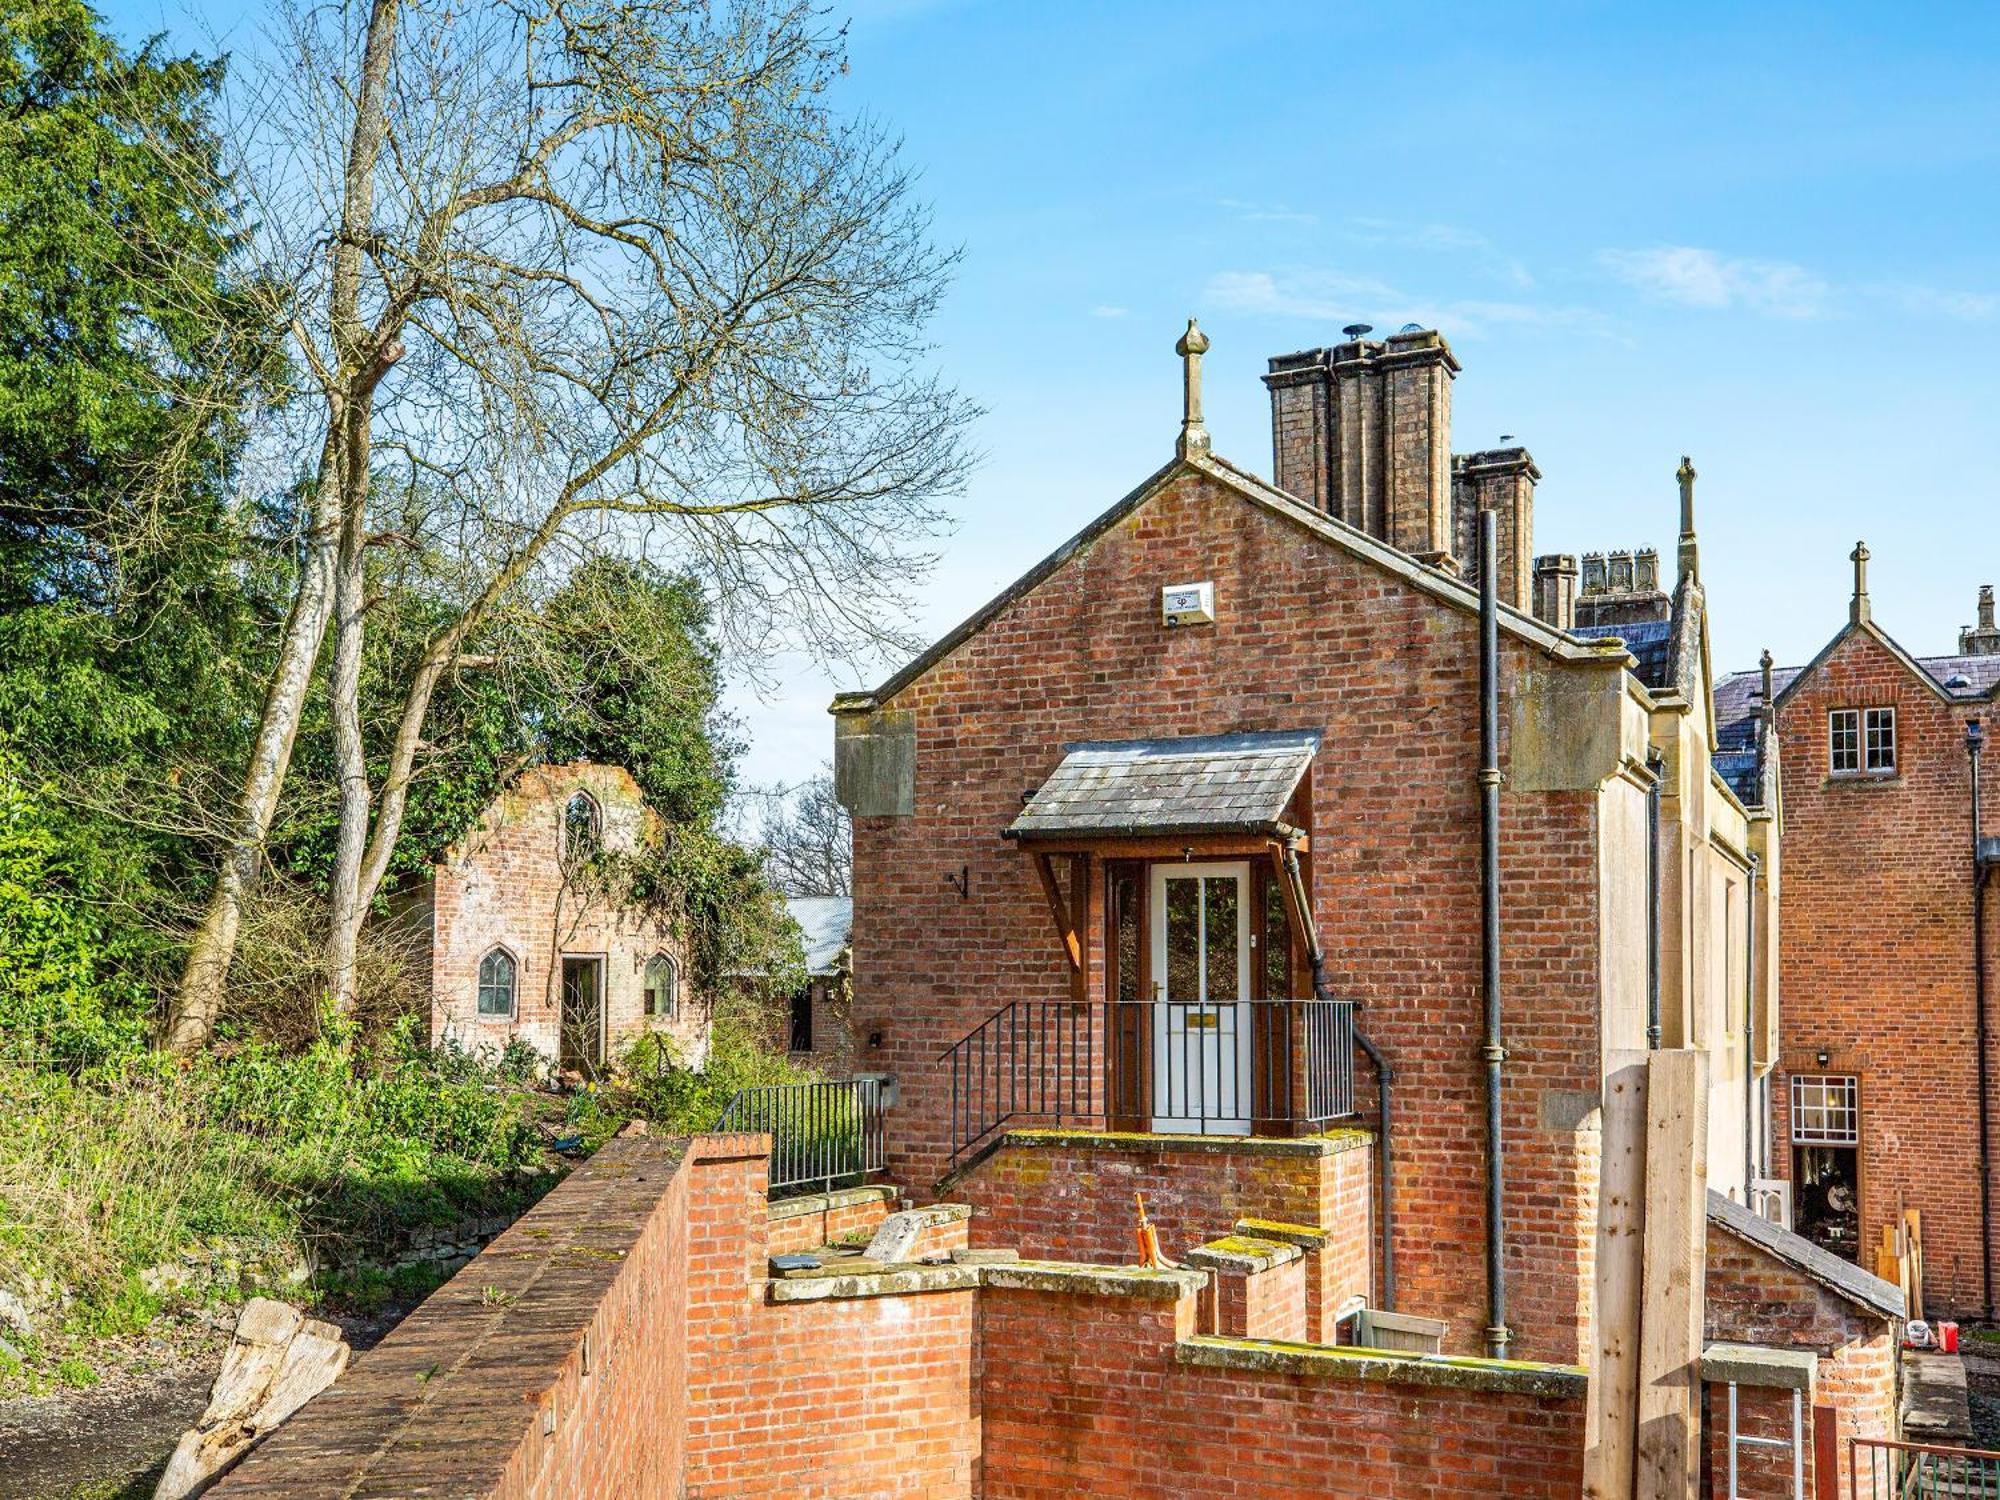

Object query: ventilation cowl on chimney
[1962,585,2000,656]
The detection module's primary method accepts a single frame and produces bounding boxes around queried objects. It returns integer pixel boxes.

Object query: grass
[0,1019,560,1392]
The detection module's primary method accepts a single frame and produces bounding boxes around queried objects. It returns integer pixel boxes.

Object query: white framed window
[1791,1074,1859,1146]
[1864,707,1897,773]
[477,947,517,1018]
[643,953,678,1018]
[1830,707,1896,775]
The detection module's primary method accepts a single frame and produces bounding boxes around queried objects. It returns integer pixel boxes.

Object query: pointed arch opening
[563,790,602,859]
[644,952,679,1019]
[477,946,518,1018]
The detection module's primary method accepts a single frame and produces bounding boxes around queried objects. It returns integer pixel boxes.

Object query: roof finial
[1175,317,1211,459]
[1676,455,1699,581]
[1850,540,1872,625]
[1760,648,1775,716]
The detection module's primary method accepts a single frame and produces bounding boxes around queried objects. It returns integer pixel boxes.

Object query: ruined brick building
[1720,561,2000,1319]
[416,762,708,1075]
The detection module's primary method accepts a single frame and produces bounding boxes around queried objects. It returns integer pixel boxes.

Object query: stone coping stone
[765,1257,1206,1305]
[768,1264,980,1302]
[1186,1235,1303,1275]
[981,1261,1207,1301]
[766,1184,898,1222]
[1176,1335,1588,1399]
[998,1127,1373,1159]
[1232,1217,1328,1249]
[1903,1351,1973,1440]
[1700,1341,1817,1393]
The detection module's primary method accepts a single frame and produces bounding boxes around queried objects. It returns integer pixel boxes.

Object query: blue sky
[101,0,2000,788]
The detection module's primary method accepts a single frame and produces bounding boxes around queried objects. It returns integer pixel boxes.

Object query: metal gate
[1850,1437,2000,1497]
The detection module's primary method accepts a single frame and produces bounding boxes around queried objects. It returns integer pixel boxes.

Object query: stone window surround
[476,944,519,1020]
[644,952,680,1019]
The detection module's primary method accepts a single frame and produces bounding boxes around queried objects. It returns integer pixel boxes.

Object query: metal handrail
[715,1078,887,1197]
[939,996,1357,1164]
[1851,1436,2000,1498]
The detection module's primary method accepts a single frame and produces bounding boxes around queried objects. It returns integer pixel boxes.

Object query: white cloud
[1218,198,1320,228]
[1598,246,1830,319]
[1202,268,1608,341]
[1091,304,1129,319]
[1877,281,2000,321]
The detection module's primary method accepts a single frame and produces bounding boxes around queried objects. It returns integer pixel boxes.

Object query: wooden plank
[1635,1048,1709,1500]
[1032,852,1082,972]
[1011,833,1308,858]
[1585,1050,1650,1500]
[1905,1209,1924,1320]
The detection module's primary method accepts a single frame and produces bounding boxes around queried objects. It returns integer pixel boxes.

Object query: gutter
[1647,747,1665,1050]
[1282,846,1396,1312]
[1478,508,1511,1360]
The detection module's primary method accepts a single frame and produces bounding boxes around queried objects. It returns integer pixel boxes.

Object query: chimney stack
[1269,328,1550,590]
[1453,448,1540,610]
[1962,584,2000,656]
[1532,554,1579,632]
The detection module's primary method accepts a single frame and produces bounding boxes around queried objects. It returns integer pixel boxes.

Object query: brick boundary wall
[217,1128,1590,1499]
[766,1184,898,1256]
[957,1128,1372,1339]
[210,1127,701,1499]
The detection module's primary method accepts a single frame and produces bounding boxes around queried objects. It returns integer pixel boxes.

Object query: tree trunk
[165,481,339,1052]
[323,449,372,1020]
[166,0,403,1049]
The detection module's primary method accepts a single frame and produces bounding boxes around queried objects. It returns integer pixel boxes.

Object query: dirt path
[0,1351,220,1500]
[0,1305,409,1499]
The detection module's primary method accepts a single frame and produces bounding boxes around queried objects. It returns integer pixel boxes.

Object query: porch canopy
[1003,730,1320,844]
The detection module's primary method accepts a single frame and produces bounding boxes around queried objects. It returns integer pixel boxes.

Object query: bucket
[1941,1321,1961,1354]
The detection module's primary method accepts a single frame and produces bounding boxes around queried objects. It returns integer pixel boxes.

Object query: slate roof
[1004,730,1322,841]
[1707,1189,1904,1321]
[1573,619,1675,691]
[786,896,852,976]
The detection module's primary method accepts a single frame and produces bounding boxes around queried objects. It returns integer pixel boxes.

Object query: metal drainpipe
[1971,718,1994,1320]
[1478,508,1510,1360]
[1646,749,1664,1050]
[1744,852,1761,1199]
[1283,846,1396,1311]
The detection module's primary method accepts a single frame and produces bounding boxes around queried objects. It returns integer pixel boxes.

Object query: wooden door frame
[559,953,607,1072]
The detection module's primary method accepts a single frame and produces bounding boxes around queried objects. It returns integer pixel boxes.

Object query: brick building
[1720,558,2000,1317]
[832,322,1779,1366]
[414,762,708,1075]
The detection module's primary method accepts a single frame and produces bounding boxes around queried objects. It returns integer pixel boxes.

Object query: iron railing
[1851,1437,2000,1498]
[941,996,1356,1163]
[715,1078,887,1197]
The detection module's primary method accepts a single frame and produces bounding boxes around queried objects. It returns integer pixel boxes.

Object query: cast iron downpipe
[1744,852,1761,1196]
[1478,507,1510,1360]
[1282,846,1397,1311]
[1971,718,1994,1321]
[1646,749,1665,1050]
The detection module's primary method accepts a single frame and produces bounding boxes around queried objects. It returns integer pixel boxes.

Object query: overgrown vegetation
[0,0,948,1406]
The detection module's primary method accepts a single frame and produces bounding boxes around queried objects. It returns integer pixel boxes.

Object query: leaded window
[477,948,517,1018]
[643,953,678,1019]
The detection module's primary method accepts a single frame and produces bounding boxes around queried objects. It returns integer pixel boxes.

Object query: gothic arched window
[477,947,517,1018]
[644,953,679,1019]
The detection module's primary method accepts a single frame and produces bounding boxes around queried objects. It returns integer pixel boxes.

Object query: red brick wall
[852,467,1606,1360]
[1705,1380,1815,1498]
[1773,628,1995,1314]
[1704,1221,1900,1456]
[958,1132,1371,1341]
[682,1152,980,1498]
[1209,1257,1309,1341]
[978,1288,1584,1498]
[766,1189,896,1256]
[211,1129,701,1500]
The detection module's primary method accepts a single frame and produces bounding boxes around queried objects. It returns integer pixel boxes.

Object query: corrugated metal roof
[1004,730,1321,841]
[786,896,852,976]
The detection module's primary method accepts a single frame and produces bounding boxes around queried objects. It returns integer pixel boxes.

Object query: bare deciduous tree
[167,0,971,1048]
[748,770,850,897]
